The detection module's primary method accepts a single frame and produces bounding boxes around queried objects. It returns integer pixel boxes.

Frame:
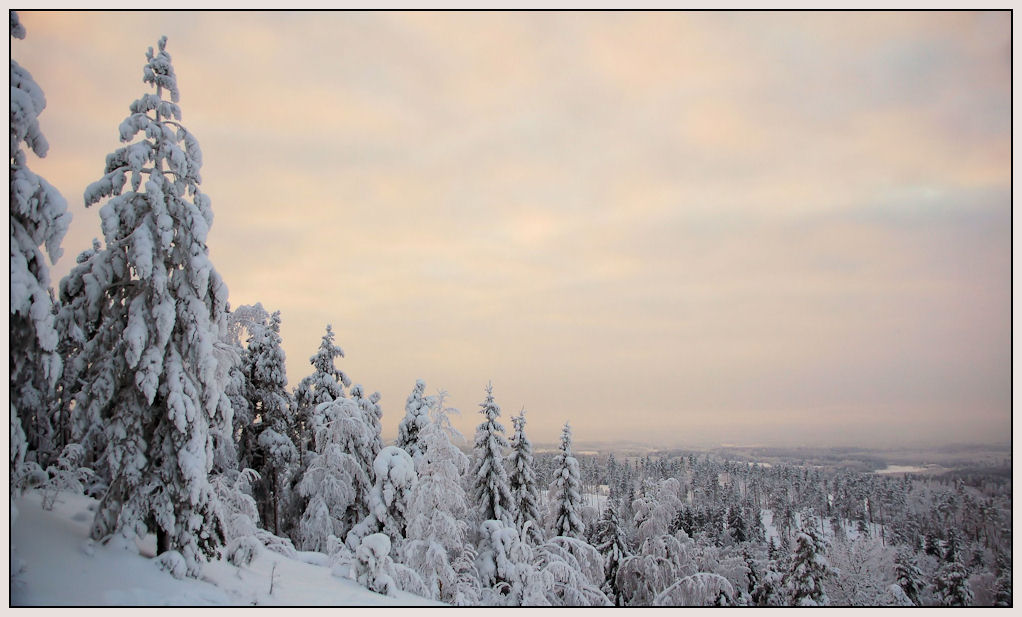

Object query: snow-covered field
[11,489,442,606]
[874,465,927,475]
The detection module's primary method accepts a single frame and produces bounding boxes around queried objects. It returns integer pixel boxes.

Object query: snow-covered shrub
[154,550,188,579]
[654,572,735,606]
[825,536,895,606]
[534,536,611,606]
[225,536,262,568]
[297,397,373,551]
[616,533,694,605]
[254,528,299,559]
[40,443,96,510]
[475,519,535,604]
[345,446,417,559]
[353,533,397,597]
[211,468,262,566]
[451,544,482,606]
[391,562,429,597]
[633,477,683,545]
[211,468,261,540]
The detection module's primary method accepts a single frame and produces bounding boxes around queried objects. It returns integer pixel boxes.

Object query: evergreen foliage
[469,383,513,525]
[507,408,543,544]
[10,10,71,466]
[396,379,432,467]
[293,324,348,458]
[548,422,584,539]
[66,36,231,575]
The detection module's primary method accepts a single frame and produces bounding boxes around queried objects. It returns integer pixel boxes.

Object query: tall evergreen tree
[508,408,543,544]
[293,324,348,460]
[350,383,384,474]
[296,397,372,550]
[592,498,630,606]
[727,504,748,544]
[469,382,513,525]
[68,36,230,575]
[782,524,833,606]
[548,422,584,539]
[244,311,297,536]
[894,548,925,606]
[221,303,269,471]
[396,379,432,467]
[934,529,973,606]
[404,394,473,603]
[10,10,71,466]
[993,551,1012,607]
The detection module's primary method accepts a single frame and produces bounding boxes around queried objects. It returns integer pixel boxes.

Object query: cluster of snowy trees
[9,16,1010,606]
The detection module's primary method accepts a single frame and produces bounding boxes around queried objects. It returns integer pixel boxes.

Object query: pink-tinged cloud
[13,10,1009,448]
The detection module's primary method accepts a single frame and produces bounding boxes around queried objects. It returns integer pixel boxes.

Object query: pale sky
[13,11,1011,448]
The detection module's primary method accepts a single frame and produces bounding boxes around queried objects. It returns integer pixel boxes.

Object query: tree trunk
[272,469,280,536]
[156,526,171,555]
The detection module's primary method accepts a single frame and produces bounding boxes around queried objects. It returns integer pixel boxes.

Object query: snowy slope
[11,489,443,606]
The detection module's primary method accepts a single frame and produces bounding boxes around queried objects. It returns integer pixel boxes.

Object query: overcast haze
[14,11,1010,448]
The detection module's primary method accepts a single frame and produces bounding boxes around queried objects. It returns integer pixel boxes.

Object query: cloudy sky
[14,11,1010,448]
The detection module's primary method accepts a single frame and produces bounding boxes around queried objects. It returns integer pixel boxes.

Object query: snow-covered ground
[11,489,442,606]
[760,509,876,546]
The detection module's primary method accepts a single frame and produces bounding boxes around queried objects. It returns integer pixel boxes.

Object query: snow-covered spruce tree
[223,303,269,471]
[475,519,543,605]
[54,240,108,468]
[782,523,833,606]
[210,468,263,567]
[293,324,349,461]
[243,311,297,536]
[70,36,232,575]
[297,397,372,551]
[404,392,472,602]
[346,446,418,561]
[470,383,514,525]
[396,379,432,468]
[934,530,973,606]
[508,408,543,544]
[350,383,384,475]
[10,10,72,467]
[452,543,483,606]
[548,422,584,539]
[592,499,631,606]
[894,548,925,606]
[993,551,1011,607]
